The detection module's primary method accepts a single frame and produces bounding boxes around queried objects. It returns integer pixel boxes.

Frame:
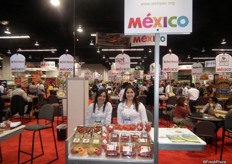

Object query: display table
[155,128,206,151]
[66,128,206,163]
[0,125,25,162]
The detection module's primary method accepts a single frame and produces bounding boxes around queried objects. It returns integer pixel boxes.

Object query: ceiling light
[4,27,11,34]
[187,55,191,59]
[34,41,39,46]
[102,55,105,59]
[29,55,32,59]
[97,49,100,53]
[90,40,94,46]
[201,47,205,52]
[77,25,83,33]
[144,54,147,59]
[50,0,60,6]
[169,49,172,53]
[221,38,226,45]
[0,21,9,25]
[0,35,30,39]
[91,33,96,37]
[17,48,57,52]
[148,49,152,53]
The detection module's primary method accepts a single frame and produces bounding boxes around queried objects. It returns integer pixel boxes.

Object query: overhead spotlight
[201,47,205,52]
[89,40,94,46]
[4,27,11,34]
[169,49,172,53]
[221,38,226,45]
[77,25,83,33]
[50,0,60,7]
[144,54,147,59]
[187,55,191,59]
[102,55,105,59]
[34,41,39,46]
[97,48,100,53]
[29,55,32,59]
[7,49,11,54]
[148,48,152,53]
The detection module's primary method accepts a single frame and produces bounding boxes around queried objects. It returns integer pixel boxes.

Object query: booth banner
[149,63,161,74]
[130,34,167,47]
[59,54,74,73]
[10,53,25,72]
[162,53,179,72]
[191,62,203,74]
[124,0,192,35]
[115,53,131,72]
[96,32,130,47]
[41,61,55,68]
[205,60,216,68]
[215,53,232,72]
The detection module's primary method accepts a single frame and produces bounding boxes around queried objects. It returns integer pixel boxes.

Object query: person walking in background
[187,83,199,113]
[144,79,154,112]
[117,85,148,125]
[85,89,112,126]
[182,83,189,98]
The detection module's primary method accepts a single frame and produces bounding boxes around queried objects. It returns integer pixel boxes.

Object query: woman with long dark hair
[173,96,194,128]
[117,85,148,124]
[85,89,112,125]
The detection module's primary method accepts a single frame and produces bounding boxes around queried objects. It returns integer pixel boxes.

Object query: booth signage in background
[40,61,56,71]
[178,65,192,71]
[115,53,131,72]
[96,32,130,47]
[191,62,203,74]
[162,53,179,72]
[205,60,216,68]
[133,70,144,79]
[124,0,192,35]
[130,34,167,47]
[10,53,26,72]
[215,53,232,72]
[59,54,74,73]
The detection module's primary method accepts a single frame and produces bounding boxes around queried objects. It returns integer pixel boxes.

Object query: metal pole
[154,33,160,164]
[73,0,76,77]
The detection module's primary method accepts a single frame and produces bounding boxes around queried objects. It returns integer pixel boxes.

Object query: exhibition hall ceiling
[0,0,231,69]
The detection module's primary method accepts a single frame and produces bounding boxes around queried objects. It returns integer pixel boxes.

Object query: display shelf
[66,132,154,164]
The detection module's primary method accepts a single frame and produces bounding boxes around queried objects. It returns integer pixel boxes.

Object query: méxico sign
[124,0,192,35]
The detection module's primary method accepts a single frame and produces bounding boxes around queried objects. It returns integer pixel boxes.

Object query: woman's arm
[85,103,93,126]
[105,102,113,125]
[117,103,123,124]
[139,103,148,122]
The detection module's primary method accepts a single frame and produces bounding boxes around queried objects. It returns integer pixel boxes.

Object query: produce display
[70,123,153,159]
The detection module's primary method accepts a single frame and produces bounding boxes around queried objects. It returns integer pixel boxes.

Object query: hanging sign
[10,53,26,72]
[162,53,179,72]
[124,0,192,35]
[205,60,216,68]
[59,54,74,73]
[191,62,203,74]
[130,34,167,47]
[115,53,131,72]
[215,53,232,72]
